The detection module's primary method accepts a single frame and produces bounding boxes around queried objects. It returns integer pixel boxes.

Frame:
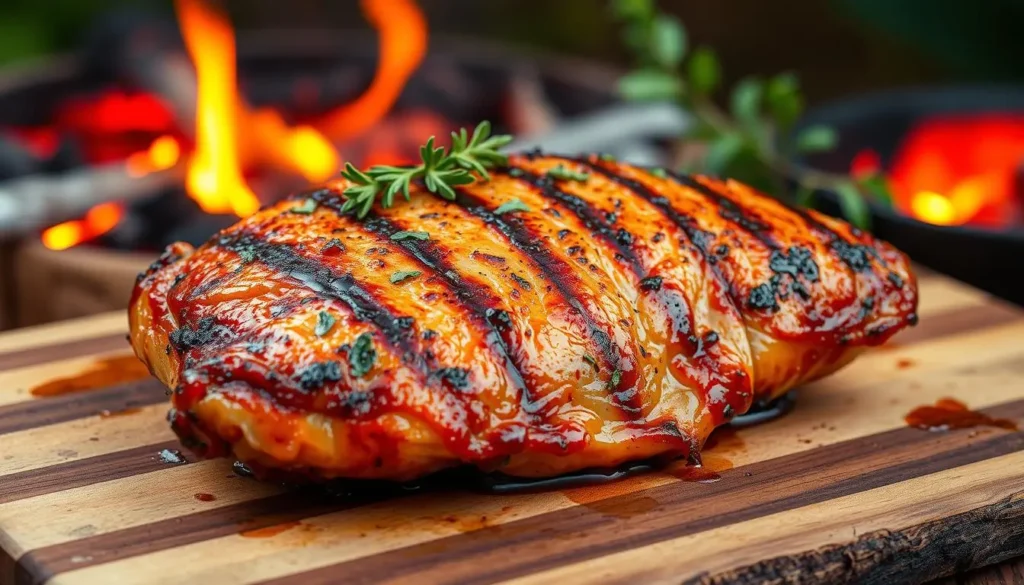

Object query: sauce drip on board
[905,398,1018,432]
[30,355,150,398]
[239,521,302,538]
[194,493,216,502]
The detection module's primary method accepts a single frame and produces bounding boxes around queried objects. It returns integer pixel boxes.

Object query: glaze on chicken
[129,154,918,481]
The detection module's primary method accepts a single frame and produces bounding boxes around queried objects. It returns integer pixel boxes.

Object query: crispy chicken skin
[130,153,918,481]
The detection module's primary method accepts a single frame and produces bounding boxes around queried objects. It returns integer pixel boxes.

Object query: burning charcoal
[81,8,195,135]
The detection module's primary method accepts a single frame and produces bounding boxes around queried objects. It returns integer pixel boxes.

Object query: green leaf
[390,230,430,241]
[687,47,721,95]
[704,133,746,175]
[794,185,816,208]
[618,69,683,102]
[834,181,871,230]
[765,72,803,131]
[494,198,532,215]
[856,173,894,207]
[314,311,336,337]
[730,77,764,130]
[796,125,838,153]
[583,353,599,371]
[291,198,318,214]
[608,368,622,389]
[649,15,686,69]
[348,332,377,377]
[609,0,654,21]
[546,165,591,182]
[390,270,422,284]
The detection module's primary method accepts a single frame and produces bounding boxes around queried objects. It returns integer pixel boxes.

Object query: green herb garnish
[348,332,376,377]
[609,369,622,389]
[339,121,512,219]
[314,311,336,337]
[238,249,256,263]
[650,167,668,178]
[292,198,318,214]
[493,198,531,215]
[583,354,599,371]
[546,164,590,182]
[390,270,422,284]
[390,230,430,241]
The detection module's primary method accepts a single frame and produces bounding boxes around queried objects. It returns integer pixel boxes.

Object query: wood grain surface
[1,270,1022,585]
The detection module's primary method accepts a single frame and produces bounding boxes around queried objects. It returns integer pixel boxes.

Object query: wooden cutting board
[1,268,1023,585]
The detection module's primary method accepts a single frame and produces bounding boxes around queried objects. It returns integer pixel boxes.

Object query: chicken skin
[129,153,918,481]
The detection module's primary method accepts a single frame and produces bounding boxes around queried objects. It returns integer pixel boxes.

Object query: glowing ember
[126,135,181,177]
[319,0,428,141]
[881,115,1024,228]
[42,202,124,251]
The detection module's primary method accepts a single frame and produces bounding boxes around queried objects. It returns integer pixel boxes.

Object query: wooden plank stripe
[507,455,1024,585]
[0,334,128,374]
[15,399,1023,585]
[15,492,380,585]
[0,313,125,357]
[0,441,185,506]
[0,379,166,436]
[252,401,1024,585]
[891,300,1024,346]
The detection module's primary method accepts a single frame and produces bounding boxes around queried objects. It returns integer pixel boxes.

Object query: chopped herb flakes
[650,167,668,178]
[238,249,257,263]
[599,153,617,161]
[390,270,422,284]
[583,354,599,371]
[292,198,319,214]
[390,230,430,241]
[314,311,336,337]
[494,198,531,215]
[609,369,622,389]
[348,332,377,377]
[546,164,590,182]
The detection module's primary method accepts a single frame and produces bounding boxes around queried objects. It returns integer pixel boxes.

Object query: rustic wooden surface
[1,269,1023,585]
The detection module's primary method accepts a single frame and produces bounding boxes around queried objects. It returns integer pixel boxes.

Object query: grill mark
[310,191,533,415]
[450,185,637,416]
[248,399,1024,585]
[670,174,780,250]
[579,160,726,295]
[214,231,416,355]
[0,379,168,436]
[498,163,645,278]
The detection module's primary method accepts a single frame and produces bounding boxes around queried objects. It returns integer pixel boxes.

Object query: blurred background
[3,0,1023,92]
[0,0,1022,330]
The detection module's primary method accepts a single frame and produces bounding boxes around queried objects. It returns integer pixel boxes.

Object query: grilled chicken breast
[130,153,918,481]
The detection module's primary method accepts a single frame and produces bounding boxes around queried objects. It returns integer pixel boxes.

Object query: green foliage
[609,0,899,229]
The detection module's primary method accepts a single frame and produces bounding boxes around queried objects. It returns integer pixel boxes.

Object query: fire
[126,135,181,177]
[883,116,1024,227]
[319,0,428,141]
[42,202,124,251]
[38,0,430,250]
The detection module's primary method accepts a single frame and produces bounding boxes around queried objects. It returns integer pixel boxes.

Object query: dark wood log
[683,493,1024,585]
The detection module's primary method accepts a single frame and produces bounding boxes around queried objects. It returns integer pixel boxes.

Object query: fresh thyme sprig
[339,121,513,219]
[609,0,893,228]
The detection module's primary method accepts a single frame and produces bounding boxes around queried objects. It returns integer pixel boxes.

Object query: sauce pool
[30,355,150,398]
[905,398,1018,432]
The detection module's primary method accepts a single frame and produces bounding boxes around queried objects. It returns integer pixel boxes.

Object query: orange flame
[176,0,341,217]
[318,0,428,141]
[42,202,124,251]
[126,135,181,177]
